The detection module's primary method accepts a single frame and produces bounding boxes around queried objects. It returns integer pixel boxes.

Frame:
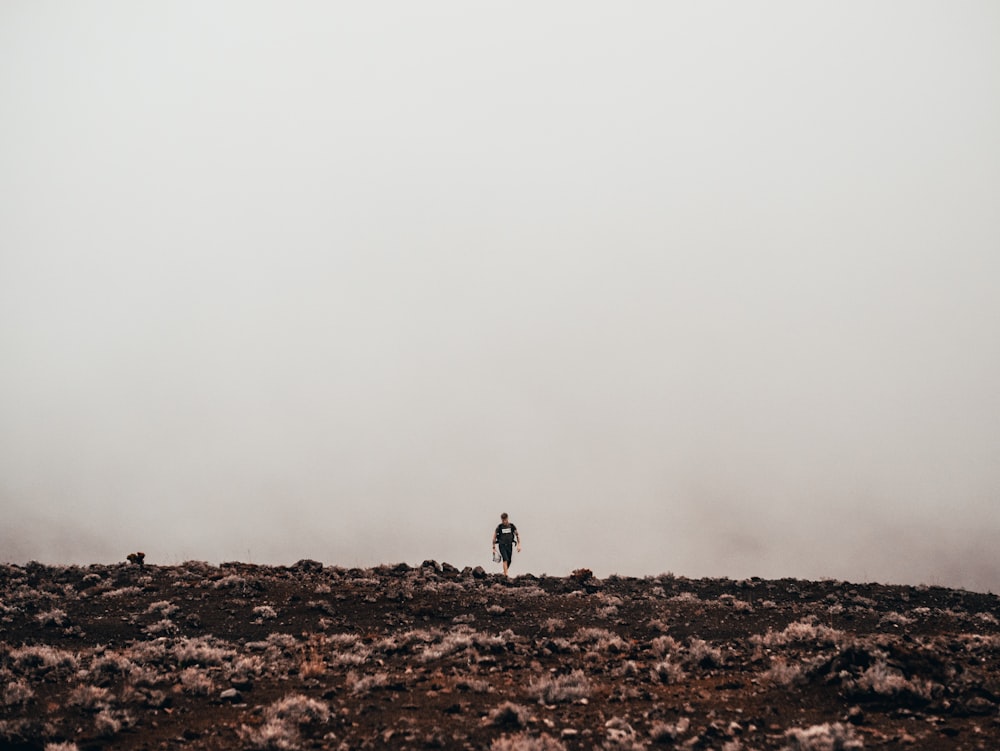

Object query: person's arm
[516,528,522,552]
[492,528,497,549]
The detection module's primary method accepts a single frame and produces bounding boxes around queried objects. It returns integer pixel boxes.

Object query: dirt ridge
[1,560,998,750]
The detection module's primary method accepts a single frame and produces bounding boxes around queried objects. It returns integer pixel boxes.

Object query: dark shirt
[495,523,517,546]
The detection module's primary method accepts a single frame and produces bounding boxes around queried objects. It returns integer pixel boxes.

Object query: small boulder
[293,559,324,574]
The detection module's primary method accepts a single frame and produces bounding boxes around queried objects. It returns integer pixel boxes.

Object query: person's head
[500,513,508,522]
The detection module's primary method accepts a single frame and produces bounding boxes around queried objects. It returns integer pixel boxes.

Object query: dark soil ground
[1,560,999,750]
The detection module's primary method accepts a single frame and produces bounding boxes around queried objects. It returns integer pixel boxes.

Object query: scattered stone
[960,697,998,716]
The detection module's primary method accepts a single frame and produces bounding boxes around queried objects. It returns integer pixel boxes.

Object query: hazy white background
[2,3,998,590]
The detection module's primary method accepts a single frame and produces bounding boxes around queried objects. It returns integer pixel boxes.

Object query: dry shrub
[125,639,170,666]
[603,716,646,750]
[959,633,1000,652]
[124,664,161,689]
[488,701,531,728]
[491,732,567,751]
[528,670,591,704]
[543,618,565,633]
[330,644,371,667]
[35,609,69,627]
[685,638,723,668]
[267,694,330,724]
[649,717,690,743]
[847,659,936,703]
[646,618,671,633]
[419,628,476,662]
[253,605,278,620]
[145,601,179,617]
[240,694,330,751]
[572,627,627,653]
[347,671,389,695]
[239,718,301,750]
[456,677,491,693]
[543,637,575,654]
[213,575,247,590]
[267,633,300,650]
[10,645,79,673]
[144,619,177,636]
[762,658,808,688]
[94,708,132,737]
[298,653,325,679]
[1,678,34,706]
[517,585,548,598]
[650,635,680,657]
[89,651,135,681]
[649,658,686,684]
[101,587,142,598]
[179,667,214,695]
[669,592,700,604]
[878,612,913,627]
[69,685,110,711]
[753,617,844,648]
[782,722,863,750]
[230,654,265,678]
[173,637,235,666]
[611,660,641,679]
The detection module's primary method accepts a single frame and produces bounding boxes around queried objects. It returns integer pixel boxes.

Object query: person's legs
[499,544,513,576]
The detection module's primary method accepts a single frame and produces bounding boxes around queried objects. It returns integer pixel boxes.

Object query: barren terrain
[1,560,999,750]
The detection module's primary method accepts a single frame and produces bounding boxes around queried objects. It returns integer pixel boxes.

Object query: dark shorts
[498,543,513,563]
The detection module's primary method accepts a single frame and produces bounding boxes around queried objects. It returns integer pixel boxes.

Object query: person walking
[492,512,521,577]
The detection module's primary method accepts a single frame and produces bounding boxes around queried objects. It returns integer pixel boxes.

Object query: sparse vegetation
[491,733,568,751]
[488,701,532,728]
[782,723,862,750]
[0,562,997,749]
[528,670,592,704]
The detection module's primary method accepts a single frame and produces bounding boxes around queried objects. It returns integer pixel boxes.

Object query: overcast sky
[2,2,999,591]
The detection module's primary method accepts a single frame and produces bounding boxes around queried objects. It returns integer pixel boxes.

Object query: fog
[2,3,999,591]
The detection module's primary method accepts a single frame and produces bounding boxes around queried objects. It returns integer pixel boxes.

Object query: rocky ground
[1,560,999,750]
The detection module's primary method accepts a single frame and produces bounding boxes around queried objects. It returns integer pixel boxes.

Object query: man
[491,512,521,577]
